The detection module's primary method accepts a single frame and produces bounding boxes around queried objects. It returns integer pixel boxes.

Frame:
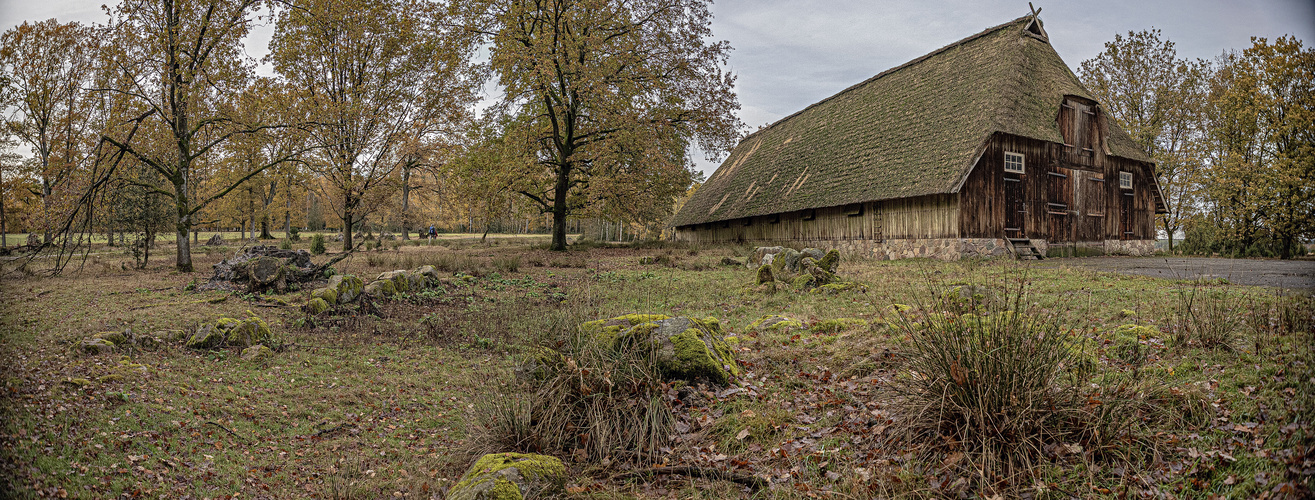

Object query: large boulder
[580,314,670,344]
[186,315,271,349]
[816,249,840,274]
[447,453,566,500]
[185,324,224,349]
[377,270,422,293]
[363,279,397,298]
[770,248,803,274]
[415,265,441,282]
[310,287,338,305]
[750,246,785,268]
[327,274,364,303]
[800,247,825,261]
[617,316,739,385]
[217,315,272,347]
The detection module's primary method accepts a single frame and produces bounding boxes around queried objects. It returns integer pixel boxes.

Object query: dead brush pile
[887,277,1165,494]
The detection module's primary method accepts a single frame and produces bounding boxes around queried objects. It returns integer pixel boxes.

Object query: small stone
[78,338,116,355]
[241,345,274,361]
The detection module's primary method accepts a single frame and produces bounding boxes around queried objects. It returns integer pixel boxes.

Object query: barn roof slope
[671,15,1151,227]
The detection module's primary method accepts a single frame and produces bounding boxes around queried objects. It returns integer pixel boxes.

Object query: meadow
[0,236,1310,499]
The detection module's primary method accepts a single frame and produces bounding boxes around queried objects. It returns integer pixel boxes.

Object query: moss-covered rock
[134,335,162,350]
[750,246,785,268]
[580,314,670,344]
[241,345,274,361]
[447,452,566,500]
[363,279,397,298]
[221,315,272,347]
[756,264,774,285]
[415,265,440,282]
[800,247,825,261]
[78,338,116,355]
[810,318,869,334]
[93,331,128,346]
[310,287,338,305]
[619,317,739,385]
[817,249,840,274]
[746,315,804,332]
[304,297,330,315]
[185,324,224,349]
[771,248,802,274]
[327,274,364,304]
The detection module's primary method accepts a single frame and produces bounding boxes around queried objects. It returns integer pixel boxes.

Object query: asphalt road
[1042,256,1315,291]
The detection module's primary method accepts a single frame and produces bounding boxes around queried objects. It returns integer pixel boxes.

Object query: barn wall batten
[669,14,1164,260]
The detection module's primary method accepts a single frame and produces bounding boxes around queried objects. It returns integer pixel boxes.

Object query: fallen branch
[613,466,767,491]
[204,421,251,444]
[312,423,355,438]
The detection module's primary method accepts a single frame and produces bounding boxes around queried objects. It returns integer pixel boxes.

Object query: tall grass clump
[470,311,673,464]
[310,233,326,255]
[1168,280,1245,351]
[492,254,520,273]
[888,273,1143,491]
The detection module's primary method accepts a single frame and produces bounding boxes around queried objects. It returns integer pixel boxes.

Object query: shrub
[888,277,1138,490]
[278,238,292,250]
[310,234,326,255]
[470,313,672,464]
[1168,280,1244,351]
[288,226,301,241]
[492,254,520,273]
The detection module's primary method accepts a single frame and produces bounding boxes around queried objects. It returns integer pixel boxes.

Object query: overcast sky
[3,0,1313,176]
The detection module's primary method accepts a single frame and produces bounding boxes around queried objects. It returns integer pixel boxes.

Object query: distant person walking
[428,225,437,242]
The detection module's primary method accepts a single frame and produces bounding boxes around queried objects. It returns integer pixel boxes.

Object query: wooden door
[1079,174,1105,241]
[1047,167,1073,242]
[1120,191,1135,239]
[1004,174,1025,238]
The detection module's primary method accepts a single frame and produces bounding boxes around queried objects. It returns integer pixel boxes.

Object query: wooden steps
[1008,238,1045,260]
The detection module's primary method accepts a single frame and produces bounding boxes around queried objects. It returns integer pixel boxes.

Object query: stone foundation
[870,238,1011,260]
[1104,239,1156,256]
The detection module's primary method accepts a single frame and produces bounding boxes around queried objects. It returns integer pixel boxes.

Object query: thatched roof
[672,15,1152,227]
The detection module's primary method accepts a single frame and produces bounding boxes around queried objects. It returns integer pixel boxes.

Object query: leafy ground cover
[1,237,1311,498]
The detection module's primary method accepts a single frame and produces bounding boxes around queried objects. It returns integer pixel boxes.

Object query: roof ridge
[736,14,1036,143]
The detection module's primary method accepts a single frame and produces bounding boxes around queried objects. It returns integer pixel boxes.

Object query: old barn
[670,14,1166,259]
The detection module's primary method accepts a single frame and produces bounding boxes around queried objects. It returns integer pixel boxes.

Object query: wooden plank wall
[676,201,884,244]
[881,194,960,239]
[959,132,1157,241]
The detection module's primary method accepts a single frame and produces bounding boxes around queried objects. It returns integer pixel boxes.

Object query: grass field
[1,236,1311,499]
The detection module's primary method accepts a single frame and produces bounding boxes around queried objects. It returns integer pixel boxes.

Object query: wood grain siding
[959,132,1156,242]
[882,194,959,239]
[676,202,883,244]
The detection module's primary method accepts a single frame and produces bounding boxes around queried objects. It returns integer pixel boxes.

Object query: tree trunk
[1,173,7,248]
[42,177,51,244]
[550,162,572,251]
[260,215,272,239]
[175,192,193,272]
[342,207,354,252]
[401,165,411,240]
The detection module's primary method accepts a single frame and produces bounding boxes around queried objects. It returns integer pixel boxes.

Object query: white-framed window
[1119,171,1133,189]
[1004,152,1025,173]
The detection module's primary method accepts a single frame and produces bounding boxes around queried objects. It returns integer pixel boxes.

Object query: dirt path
[1041,256,1315,291]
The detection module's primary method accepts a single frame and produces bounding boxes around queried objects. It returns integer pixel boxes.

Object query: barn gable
[671,15,1151,229]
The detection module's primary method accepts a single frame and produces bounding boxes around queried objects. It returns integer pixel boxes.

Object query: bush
[1168,280,1244,351]
[310,234,326,255]
[288,226,301,242]
[278,238,292,250]
[470,313,672,464]
[492,254,520,273]
[888,278,1141,490]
